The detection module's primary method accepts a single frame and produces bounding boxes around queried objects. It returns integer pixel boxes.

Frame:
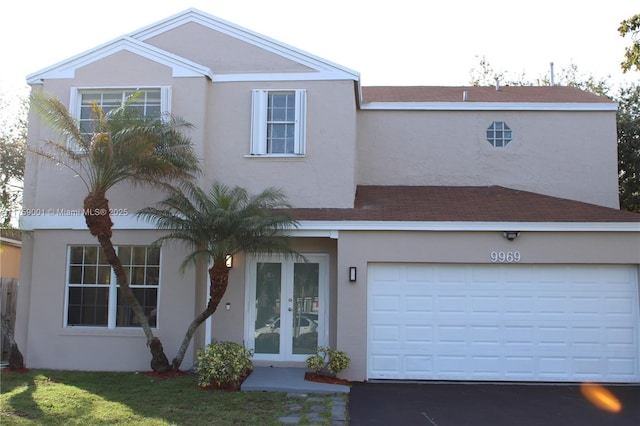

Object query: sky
[0,0,638,95]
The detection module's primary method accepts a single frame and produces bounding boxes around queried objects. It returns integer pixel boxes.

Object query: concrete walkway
[242,367,350,425]
[241,367,350,394]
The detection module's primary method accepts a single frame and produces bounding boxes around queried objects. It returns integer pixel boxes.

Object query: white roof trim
[360,102,619,112]
[296,220,640,233]
[27,36,213,84]
[20,215,640,233]
[0,237,22,247]
[128,8,360,82]
[211,72,353,82]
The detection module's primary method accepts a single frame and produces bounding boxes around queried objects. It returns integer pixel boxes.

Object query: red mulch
[198,369,253,392]
[305,372,352,386]
[143,370,188,379]
[0,368,30,373]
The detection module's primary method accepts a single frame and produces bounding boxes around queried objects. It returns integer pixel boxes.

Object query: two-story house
[16,8,640,383]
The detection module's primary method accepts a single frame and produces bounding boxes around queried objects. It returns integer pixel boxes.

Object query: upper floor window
[486,121,512,147]
[72,87,169,142]
[250,89,307,156]
[66,245,160,328]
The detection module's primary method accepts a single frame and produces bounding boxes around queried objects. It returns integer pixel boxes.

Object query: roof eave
[26,36,214,85]
[295,220,640,234]
[359,102,619,112]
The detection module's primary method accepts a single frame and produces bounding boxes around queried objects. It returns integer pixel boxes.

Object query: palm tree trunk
[171,262,229,371]
[84,192,171,372]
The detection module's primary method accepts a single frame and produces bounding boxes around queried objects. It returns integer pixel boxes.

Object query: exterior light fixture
[349,267,357,282]
[503,231,520,241]
[225,254,233,268]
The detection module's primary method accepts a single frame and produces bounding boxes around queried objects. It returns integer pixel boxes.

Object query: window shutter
[294,89,307,155]
[161,86,171,114]
[250,90,268,155]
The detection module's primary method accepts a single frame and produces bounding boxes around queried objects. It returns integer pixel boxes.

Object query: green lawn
[0,369,289,425]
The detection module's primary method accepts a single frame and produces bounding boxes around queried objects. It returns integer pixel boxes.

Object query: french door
[246,254,328,361]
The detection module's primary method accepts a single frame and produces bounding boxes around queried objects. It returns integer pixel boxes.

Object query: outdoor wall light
[503,231,520,241]
[349,267,357,282]
[225,254,233,268]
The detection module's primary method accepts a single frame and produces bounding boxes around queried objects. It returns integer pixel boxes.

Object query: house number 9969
[490,251,521,263]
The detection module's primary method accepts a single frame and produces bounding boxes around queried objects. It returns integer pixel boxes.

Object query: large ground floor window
[66,245,160,328]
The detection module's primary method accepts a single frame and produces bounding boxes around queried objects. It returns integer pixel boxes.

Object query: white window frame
[250,89,307,156]
[69,86,171,150]
[64,245,161,329]
[486,121,513,147]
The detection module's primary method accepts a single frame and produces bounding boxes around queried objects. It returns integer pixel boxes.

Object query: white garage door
[368,264,640,382]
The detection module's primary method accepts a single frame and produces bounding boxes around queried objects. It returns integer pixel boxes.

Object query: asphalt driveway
[348,382,640,426]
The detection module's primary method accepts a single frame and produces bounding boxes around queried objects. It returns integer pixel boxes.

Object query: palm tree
[30,92,200,372]
[137,181,300,371]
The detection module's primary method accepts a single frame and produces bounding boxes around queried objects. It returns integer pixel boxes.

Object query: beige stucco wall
[0,243,21,278]
[202,80,357,208]
[335,230,640,381]
[15,229,197,371]
[24,53,210,215]
[25,56,357,212]
[357,110,620,208]
[145,21,316,74]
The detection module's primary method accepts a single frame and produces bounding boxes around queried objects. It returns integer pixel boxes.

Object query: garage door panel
[606,327,636,349]
[406,296,434,311]
[368,264,640,382]
[405,325,433,342]
[371,294,400,312]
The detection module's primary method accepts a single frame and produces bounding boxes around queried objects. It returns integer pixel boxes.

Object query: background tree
[617,84,640,212]
[469,56,611,96]
[619,14,640,73]
[31,92,200,372]
[137,181,300,371]
[0,90,28,227]
[469,57,640,212]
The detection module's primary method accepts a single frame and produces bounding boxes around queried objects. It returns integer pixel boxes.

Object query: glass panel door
[248,254,328,361]
[254,263,282,355]
[292,262,319,354]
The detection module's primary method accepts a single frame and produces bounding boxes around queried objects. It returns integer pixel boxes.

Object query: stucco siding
[357,110,619,208]
[16,229,197,371]
[0,243,21,278]
[144,21,315,74]
[202,80,357,208]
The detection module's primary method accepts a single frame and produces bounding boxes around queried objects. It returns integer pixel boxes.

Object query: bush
[305,346,350,376]
[196,341,253,389]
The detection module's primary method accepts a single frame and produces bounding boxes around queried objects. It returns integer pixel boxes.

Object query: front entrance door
[246,254,328,361]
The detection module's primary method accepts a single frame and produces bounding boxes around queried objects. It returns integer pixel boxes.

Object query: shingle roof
[289,186,640,223]
[361,86,614,104]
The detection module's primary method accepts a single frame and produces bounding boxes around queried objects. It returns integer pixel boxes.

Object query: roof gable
[129,8,359,82]
[27,36,213,84]
[27,8,358,85]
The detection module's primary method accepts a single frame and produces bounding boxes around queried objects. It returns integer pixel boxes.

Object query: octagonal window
[486,122,512,147]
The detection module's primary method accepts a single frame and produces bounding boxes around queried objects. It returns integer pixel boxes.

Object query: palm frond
[30,91,200,196]
[137,180,300,272]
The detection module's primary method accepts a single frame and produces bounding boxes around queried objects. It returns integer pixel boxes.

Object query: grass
[0,369,289,425]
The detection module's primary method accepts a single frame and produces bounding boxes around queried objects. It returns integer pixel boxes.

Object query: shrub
[196,341,253,389]
[305,346,350,376]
